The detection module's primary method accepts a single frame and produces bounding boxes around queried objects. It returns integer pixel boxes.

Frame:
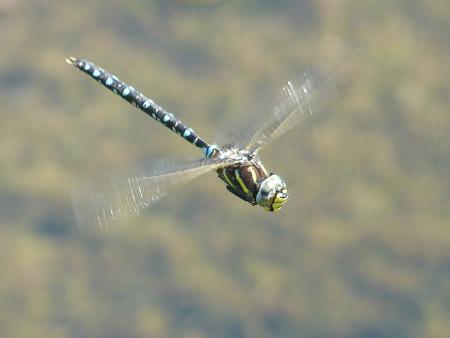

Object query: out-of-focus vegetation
[1,0,449,337]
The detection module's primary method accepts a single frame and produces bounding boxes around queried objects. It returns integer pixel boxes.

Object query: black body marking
[67,57,209,151]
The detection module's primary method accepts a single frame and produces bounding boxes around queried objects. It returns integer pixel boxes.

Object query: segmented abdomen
[67,57,209,152]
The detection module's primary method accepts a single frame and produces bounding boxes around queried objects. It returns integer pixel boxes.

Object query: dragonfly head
[256,174,288,212]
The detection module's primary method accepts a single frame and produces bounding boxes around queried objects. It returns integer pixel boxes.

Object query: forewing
[247,71,336,152]
[72,157,235,231]
[215,70,335,152]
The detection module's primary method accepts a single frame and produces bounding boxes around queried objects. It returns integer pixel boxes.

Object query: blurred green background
[1,0,449,337]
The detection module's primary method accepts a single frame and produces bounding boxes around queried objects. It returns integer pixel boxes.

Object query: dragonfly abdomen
[66,57,209,152]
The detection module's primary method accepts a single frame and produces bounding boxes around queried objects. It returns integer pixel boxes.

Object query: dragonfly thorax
[211,144,288,212]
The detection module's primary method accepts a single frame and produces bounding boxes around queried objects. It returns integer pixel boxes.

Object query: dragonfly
[67,56,332,230]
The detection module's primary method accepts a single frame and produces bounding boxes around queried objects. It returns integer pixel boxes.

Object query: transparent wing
[215,70,336,153]
[72,157,236,231]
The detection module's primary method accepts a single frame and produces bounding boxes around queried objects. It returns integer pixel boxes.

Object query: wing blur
[72,157,236,231]
[215,70,336,153]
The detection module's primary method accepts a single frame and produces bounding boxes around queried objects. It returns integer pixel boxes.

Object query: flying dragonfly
[67,57,333,230]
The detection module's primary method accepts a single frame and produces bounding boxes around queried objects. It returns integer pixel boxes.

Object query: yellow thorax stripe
[260,163,268,177]
[222,169,234,187]
[248,167,257,183]
[234,169,250,194]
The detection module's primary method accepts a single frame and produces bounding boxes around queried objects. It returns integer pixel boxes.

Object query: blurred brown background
[0,0,449,337]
